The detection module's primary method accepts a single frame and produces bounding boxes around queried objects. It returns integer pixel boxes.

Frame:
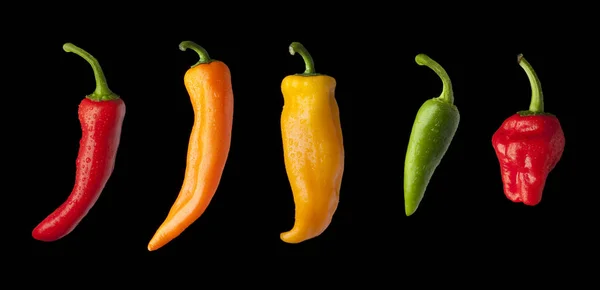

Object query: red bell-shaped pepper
[492,54,565,206]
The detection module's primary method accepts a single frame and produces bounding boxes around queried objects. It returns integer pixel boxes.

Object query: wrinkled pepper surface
[148,41,233,251]
[280,42,345,244]
[492,54,565,206]
[404,54,460,216]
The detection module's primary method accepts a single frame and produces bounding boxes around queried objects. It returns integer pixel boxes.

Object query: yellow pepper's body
[280,74,345,244]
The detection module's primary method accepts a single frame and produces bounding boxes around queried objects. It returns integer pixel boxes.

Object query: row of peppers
[32,42,566,250]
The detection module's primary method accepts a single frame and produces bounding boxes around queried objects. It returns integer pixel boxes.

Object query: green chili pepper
[404,54,460,216]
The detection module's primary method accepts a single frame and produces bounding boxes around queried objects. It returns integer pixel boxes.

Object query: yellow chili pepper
[279,42,345,244]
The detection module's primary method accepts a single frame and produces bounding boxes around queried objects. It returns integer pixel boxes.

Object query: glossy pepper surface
[491,54,565,206]
[32,43,126,242]
[280,42,344,244]
[404,54,459,216]
[148,41,233,251]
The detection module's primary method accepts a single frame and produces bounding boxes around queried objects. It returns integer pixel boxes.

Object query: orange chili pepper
[148,41,234,251]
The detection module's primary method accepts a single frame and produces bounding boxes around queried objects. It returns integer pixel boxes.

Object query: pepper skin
[148,41,233,251]
[32,43,126,242]
[491,54,565,206]
[404,54,459,216]
[280,42,344,244]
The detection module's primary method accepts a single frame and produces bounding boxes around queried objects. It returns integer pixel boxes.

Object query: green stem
[179,41,212,67]
[289,42,318,76]
[64,43,118,101]
[518,54,544,113]
[415,54,454,104]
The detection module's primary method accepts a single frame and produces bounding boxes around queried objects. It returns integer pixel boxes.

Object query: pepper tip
[405,203,417,217]
[147,242,157,252]
[517,53,524,63]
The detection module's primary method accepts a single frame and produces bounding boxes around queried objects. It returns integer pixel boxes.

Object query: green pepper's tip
[517,53,524,63]
[405,204,417,217]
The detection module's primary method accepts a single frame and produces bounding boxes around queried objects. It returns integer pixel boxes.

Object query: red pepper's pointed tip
[522,199,542,207]
[32,226,60,242]
[505,192,542,207]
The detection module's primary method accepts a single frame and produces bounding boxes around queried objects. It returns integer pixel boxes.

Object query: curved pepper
[148,41,234,251]
[491,54,565,206]
[32,43,126,241]
[404,54,460,216]
[280,42,345,244]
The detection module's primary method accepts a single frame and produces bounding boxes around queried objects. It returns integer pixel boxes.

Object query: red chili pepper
[32,43,126,242]
[491,54,565,206]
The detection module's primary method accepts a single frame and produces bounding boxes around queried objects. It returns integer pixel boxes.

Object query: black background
[10,8,592,260]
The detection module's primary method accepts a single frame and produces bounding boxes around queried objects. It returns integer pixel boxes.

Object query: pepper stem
[415,54,454,104]
[289,42,318,76]
[64,43,118,101]
[518,54,544,113]
[179,41,212,67]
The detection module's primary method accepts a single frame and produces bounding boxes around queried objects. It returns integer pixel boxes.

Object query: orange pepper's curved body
[148,41,233,251]
[280,42,345,244]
